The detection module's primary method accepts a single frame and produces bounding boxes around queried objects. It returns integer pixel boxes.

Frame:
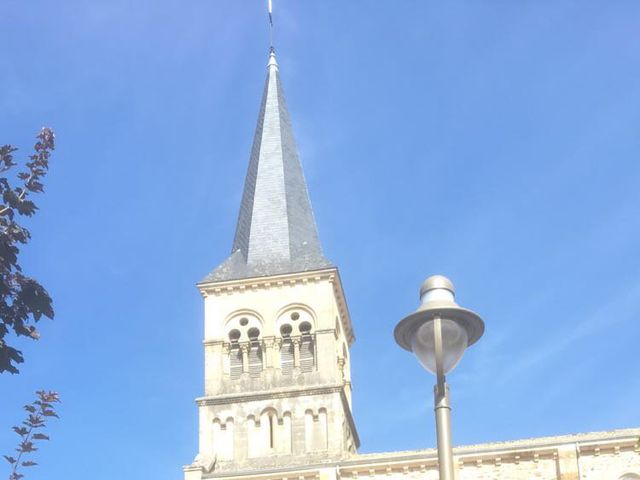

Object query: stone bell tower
[184,49,359,480]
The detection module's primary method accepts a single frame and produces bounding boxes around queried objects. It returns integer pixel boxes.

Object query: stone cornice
[327,270,355,346]
[198,463,338,480]
[197,268,337,295]
[196,384,345,406]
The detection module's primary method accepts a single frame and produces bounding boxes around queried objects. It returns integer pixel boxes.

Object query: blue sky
[1,1,640,479]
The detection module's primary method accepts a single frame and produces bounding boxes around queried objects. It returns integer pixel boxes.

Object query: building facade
[183,49,640,480]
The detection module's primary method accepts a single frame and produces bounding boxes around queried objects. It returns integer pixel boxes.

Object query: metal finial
[268,0,274,47]
[420,275,455,299]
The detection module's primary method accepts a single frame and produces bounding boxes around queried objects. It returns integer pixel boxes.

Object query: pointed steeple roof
[203,49,332,283]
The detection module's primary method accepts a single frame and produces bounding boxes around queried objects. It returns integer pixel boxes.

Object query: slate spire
[203,48,332,283]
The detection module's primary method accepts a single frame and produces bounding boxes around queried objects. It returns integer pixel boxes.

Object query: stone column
[241,344,250,374]
[274,338,283,370]
[263,337,275,368]
[556,444,580,480]
[293,337,301,368]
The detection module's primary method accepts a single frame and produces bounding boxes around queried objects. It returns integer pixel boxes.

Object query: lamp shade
[411,318,468,374]
[394,275,484,376]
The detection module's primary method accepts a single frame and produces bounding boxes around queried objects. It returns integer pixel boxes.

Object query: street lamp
[394,275,484,480]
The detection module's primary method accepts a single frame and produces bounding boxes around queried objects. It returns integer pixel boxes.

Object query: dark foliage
[3,391,60,480]
[0,128,55,374]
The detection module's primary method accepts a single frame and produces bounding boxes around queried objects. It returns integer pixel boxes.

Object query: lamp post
[394,275,484,480]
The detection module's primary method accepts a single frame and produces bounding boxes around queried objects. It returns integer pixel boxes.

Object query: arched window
[248,342,263,377]
[304,408,328,452]
[225,315,264,380]
[230,346,243,379]
[212,417,234,461]
[300,334,314,372]
[268,412,275,449]
[281,340,294,375]
[299,321,314,372]
[258,409,277,455]
[276,308,316,374]
[620,474,640,480]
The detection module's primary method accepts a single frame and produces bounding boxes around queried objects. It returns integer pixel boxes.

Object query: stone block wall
[336,429,640,480]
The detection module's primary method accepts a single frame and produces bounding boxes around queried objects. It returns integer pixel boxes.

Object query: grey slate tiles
[203,49,332,283]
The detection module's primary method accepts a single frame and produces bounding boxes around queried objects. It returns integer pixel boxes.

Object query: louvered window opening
[230,347,243,379]
[248,343,263,377]
[281,340,294,375]
[300,335,315,372]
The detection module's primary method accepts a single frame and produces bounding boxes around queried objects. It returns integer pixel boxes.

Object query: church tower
[184,49,359,480]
